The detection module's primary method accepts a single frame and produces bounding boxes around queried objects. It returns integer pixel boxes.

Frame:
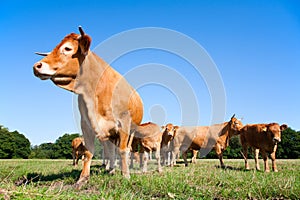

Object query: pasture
[0,159,299,199]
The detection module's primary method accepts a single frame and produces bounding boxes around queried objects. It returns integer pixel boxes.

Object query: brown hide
[240,123,287,172]
[33,27,143,188]
[131,122,163,173]
[171,116,243,167]
[72,137,85,166]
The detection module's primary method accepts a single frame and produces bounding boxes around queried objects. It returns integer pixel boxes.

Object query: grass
[0,159,299,199]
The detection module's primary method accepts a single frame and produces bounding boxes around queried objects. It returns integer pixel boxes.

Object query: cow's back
[240,124,269,149]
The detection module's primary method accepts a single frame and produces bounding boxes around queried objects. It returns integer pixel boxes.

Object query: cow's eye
[64,47,72,51]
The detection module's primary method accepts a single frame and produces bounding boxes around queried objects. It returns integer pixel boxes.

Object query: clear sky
[0,0,299,145]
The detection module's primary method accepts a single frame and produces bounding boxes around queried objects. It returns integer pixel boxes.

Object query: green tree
[277,128,300,159]
[0,125,31,158]
[52,133,80,159]
[29,143,56,159]
[222,136,242,158]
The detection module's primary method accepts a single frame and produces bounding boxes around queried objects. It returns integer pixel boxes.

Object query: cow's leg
[171,147,180,166]
[105,140,116,174]
[168,151,172,166]
[215,144,225,168]
[100,141,107,168]
[72,149,76,166]
[75,118,95,189]
[142,151,149,173]
[155,146,162,173]
[254,148,260,171]
[130,152,134,169]
[75,152,80,166]
[242,144,249,170]
[192,150,198,164]
[119,129,131,178]
[160,148,165,166]
[117,111,132,178]
[75,148,93,189]
[182,151,188,167]
[139,150,143,170]
[270,147,278,172]
[261,150,270,172]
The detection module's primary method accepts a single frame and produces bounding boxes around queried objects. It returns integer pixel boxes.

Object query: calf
[160,123,178,166]
[72,137,85,167]
[171,115,243,167]
[131,122,163,173]
[240,123,288,172]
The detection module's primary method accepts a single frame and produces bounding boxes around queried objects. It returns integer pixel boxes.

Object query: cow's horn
[231,114,236,119]
[78,26,85,36]
[35,52,50,56]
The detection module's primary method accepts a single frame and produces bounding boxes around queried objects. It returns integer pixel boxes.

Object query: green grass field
[0,159,299,199]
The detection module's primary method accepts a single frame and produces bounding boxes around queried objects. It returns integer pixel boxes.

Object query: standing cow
[131,122,162,173]
[72,137,85,167]
[160,123,178,166]
[240,123,288,172]
[171,115,243,167]
[33,27,143,189]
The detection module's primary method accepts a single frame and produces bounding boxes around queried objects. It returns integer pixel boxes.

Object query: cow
[160,123,178,166]
[240,123,288,172]
[72,137,85,167]
[182,149,199,164]
[131,122,165,173]
[170,115,243,167]
[33,27,143,189]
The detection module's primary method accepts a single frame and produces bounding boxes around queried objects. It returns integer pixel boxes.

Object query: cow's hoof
[157,168,162,173]
[273,169,278,172]
[106,168,115,175]
[265,170,270,173]
[74,176,89,190]
[122,172,130,179]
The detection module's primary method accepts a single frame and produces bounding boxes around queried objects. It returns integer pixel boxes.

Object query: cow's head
[33,26,91,92]
[162,123,178,139]
[263,123,288,144]
[229,114,243,135]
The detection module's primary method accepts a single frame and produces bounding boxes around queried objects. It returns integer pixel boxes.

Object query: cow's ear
[78,35,91,56]
[161,126,165,130]
[174,126,179,131]
[280,124,288,131]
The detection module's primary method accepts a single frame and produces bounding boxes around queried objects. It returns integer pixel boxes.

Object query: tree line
[0,124,299,159]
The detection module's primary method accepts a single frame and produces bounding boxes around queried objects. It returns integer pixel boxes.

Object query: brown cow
[72,137,85,167]
[33,27,143,189]
[131,122,166,173]
[171,115,243,167]
[160,123,178,166]
[240,123,288,172]
[182,149,199,164]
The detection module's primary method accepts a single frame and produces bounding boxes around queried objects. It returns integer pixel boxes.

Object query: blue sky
[0,0,299,145]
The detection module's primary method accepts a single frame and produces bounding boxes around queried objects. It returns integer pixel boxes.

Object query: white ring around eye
[60,42,74,55]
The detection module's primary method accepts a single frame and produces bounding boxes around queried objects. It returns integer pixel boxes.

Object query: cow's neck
[75,52,115,136]
[218,122,231,145]
[75,52,108,96]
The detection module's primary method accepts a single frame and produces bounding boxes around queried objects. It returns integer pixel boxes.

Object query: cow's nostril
[35,62,42,69]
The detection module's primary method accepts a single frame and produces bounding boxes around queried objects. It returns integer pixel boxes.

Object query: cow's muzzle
[33,62,55,80]
[273,137,281,143]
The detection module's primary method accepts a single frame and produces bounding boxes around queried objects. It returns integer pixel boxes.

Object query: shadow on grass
[14,164,110,186]
[214,165,251,171]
